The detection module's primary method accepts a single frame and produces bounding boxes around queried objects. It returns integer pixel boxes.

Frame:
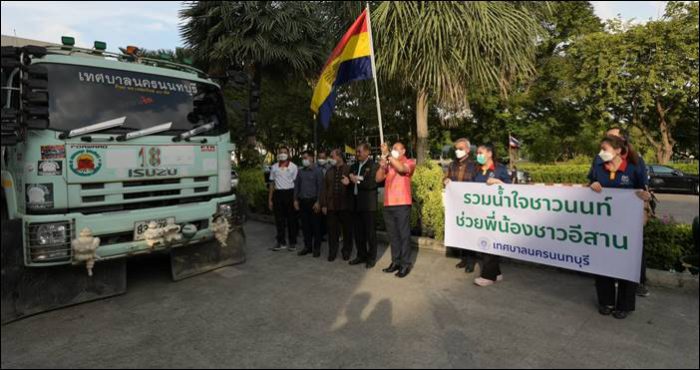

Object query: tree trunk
[655,99,674,164]
[415,90,429,164]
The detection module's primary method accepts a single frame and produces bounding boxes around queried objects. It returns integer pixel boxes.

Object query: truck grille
[71,176,215,211]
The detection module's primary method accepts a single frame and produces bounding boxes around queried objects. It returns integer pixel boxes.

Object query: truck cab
[1,39,246,323]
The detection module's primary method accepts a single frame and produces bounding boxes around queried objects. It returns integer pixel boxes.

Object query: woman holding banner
[472,144,512,287]
[589,136,651,319]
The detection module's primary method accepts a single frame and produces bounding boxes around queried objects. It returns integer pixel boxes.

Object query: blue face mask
[476,154,487,165]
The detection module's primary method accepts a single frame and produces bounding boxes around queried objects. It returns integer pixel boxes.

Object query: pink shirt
[384,157,416,207]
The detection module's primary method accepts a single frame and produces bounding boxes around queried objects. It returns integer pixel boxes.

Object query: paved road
[654,193,699,224]
[2,221,698,368]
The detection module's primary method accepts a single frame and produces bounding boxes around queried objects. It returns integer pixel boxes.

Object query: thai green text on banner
[444,182,644,282]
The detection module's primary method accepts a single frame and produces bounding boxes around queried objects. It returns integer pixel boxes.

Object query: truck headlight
[36,223,67,245]
[27,221,72,263]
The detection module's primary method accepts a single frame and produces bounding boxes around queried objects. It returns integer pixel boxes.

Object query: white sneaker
[474,277,495,287]
[272,244,287,252]
[288,245,297,252]
[496,274,503,282]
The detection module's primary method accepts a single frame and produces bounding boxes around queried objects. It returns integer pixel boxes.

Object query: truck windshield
[43,63,226,134]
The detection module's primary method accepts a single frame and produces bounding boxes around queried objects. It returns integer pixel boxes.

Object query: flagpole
[365,2,385,145]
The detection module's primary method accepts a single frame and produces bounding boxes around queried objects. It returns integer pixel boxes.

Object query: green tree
[180,1,327,166]
[372,2,543,163]
[569,1,699,163]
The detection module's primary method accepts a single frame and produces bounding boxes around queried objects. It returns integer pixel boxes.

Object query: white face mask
[317,159,327,166]
[328,159,337,166]
[277,153,288,162]
[455,149,467,159]
[391,150,400,159]
[302,159,311,167]
[598,150,614,163]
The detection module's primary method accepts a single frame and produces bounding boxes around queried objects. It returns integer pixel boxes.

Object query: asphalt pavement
[1,221,698,368]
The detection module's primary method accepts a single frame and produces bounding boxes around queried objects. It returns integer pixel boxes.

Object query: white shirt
[270,161,298,190]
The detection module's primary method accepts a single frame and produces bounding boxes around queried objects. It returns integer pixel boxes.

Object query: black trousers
[299,198,322,254]
[595,276,637,311]
[481,254,501,281]
[328,210,353,259]
[353,210,377,262]
[450,247,477,268]
[273,189,297,246]
[384,205,412,267]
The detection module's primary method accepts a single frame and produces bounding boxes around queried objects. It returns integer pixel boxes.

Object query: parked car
[647,165,699,194]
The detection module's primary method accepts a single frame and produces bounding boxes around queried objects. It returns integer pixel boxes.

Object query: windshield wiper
[172,121,217,142]
[116,122,172,142]
[59,116,126,139]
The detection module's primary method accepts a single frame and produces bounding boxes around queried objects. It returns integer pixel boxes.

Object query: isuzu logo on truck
[128,168,178,178]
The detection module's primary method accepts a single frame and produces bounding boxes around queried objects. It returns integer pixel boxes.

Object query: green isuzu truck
[1,38,246,323]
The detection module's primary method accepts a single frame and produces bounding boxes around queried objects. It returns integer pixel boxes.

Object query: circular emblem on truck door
[69,149,102,176]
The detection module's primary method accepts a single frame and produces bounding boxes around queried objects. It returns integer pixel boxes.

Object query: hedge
[518,161,698,184]
[237,168,269,214]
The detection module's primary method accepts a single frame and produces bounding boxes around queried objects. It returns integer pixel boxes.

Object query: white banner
[444,182,644,282]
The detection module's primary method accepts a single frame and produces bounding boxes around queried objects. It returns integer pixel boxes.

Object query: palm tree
[180,1,326,162]
[373,2,544,163]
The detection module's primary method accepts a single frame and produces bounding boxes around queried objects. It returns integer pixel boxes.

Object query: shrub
[671,162,699,175]
[237,168,269,214]
[644,218,694,271]
[411,161,445,240]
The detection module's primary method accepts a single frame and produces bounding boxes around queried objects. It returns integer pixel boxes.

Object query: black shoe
[313,253,321,258]
[328,256,336,262]
[636,284,650,297]
[342,255,351,261]
[598,305,614,316]
[298,248,311,256]
[349,258,366,266]
[382,263,400,273]
[365,261,376,269]
[396,266,412,278]
[455,259,468,269]
[613,310,630,319]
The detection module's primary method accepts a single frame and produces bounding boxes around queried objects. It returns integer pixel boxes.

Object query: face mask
[317,159,327,166]
[391,150,400,159]
[598,150,614,162]
[302,159,311,167]
[328,159,337,166]
[455,149,467,159]
[476,154,487,165]
[277,153,288,162]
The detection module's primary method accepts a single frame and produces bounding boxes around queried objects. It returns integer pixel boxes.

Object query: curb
[246,213,698,291]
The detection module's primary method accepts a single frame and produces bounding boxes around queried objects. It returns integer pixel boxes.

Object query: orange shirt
[384,157,416,207]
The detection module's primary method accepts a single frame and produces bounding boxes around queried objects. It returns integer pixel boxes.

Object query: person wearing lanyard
[472,143,511,287]
[294,150,324,258]
[348,143,380,268]
[588,126,652,298]
[443,138,478,273]
[376,141,416,278]
[320,149,354,262]
[589,135,650,319]
[268,146,299,252]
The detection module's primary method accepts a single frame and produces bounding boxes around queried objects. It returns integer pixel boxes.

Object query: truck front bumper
[21,194,237,267]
